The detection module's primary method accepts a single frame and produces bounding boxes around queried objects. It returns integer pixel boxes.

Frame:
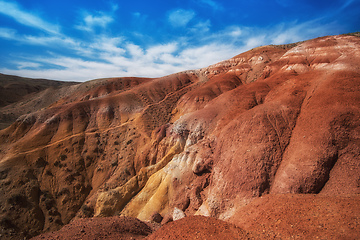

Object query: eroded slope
[0,34,360,239]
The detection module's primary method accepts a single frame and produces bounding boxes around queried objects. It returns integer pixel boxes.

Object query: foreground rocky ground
[0,33,360,239]
[32,194,360,239]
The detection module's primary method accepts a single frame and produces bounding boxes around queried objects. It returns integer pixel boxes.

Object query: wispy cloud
[268,20,337,45]
[0,0,60,34]
[76,13,114,32]
[75,4,118,32]
[88,36,125,55]
[341,0,355,9]
[190,20,212,33]
[168,9,196,27]
[197,0,224,11]
[16,61,42,69]
[0,27,17,39]
[24,35,78,46]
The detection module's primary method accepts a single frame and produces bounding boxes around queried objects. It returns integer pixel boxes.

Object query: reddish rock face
[0,34,360,239]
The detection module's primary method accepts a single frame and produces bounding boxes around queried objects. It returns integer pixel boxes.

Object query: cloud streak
[0,0,60,34]
[0,27,17,39]
[168,9,196,27]
[198,0,224,11]
[341,0,355,9]
[75,11,115,32]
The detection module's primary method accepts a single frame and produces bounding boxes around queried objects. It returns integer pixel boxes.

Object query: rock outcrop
[0,34,360,239]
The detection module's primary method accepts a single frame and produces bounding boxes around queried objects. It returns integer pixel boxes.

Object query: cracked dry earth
[0,34,360,239]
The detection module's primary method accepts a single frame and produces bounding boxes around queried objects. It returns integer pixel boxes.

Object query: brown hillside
[0,74,78,129]
[0,34,360,239]
[0,73,77,108]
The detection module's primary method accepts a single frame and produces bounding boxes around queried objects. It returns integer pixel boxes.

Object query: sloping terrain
[0,73,76,108]
[146,216,254,240]
[0,74,78,130]
[33,194,360,239]
[229,194,360,239]
[0,34,360,239]
[31,216,152,240]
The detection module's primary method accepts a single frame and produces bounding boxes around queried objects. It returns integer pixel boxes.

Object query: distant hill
[0,73,78,107]
[0,74,78,129]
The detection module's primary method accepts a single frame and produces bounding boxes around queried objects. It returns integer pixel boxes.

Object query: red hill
[0,34,359,239]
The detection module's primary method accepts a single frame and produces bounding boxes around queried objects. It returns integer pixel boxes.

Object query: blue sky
[0,0,359,81]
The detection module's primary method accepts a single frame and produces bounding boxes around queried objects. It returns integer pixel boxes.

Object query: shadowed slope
[0,73,77,108]
[0,74,78,129]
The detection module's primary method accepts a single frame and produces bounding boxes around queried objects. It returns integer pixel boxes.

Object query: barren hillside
[0,74,78,130]
[0,34,360,239]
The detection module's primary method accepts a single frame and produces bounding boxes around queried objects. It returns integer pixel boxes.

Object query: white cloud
[75,4,117,32]
[229,26,242,37]
[88,36,125,55]
[76,13,114,32]
[24,35,77,46]
[126,44,145,59]
[0,27,17,39]
[16,61,42,69]
[1,56,125,81]
[0,28,81,53]
[190,20,212,33]
[168,9,196,27]
[268,20,335,45]
[245,36,266,49]
[0,0,60,34]
[85,14,113,28]
[177,44,229,66]
[146,43,178,59]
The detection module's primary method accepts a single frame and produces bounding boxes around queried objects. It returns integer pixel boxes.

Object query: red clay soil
[230,194,360,239]
[28,195,360,240]
[146,215,254,240]
[31,216,152,240]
